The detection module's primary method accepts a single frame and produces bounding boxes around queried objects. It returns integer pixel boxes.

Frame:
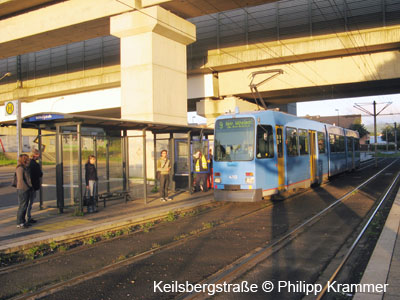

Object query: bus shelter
[11,113,212,213]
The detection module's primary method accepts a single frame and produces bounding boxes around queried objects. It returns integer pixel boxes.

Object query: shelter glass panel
[108,137,123,192]
[40,134,57,203]
[175,140,189,175]
[62,133,79,206]
[95,137,107,194]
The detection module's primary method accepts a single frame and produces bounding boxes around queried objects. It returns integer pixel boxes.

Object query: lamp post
[0,72,11,81]
[335,109,340,127]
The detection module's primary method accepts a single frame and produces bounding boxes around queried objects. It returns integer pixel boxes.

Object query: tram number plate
[224,184,241,190]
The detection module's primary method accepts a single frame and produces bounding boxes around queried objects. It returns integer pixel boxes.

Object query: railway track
[2,158,396,300]
[178,159,400,299]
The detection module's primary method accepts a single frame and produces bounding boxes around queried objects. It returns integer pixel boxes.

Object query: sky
[296,93,400,128]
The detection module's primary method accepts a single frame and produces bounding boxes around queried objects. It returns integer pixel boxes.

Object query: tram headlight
[215,178,221,183]
[245,177,254,184]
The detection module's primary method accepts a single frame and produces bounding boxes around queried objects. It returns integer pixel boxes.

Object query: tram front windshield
[214,118,255,161]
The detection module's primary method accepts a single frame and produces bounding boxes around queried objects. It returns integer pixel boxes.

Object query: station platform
[0,189,214,254]
[354,185,400,300]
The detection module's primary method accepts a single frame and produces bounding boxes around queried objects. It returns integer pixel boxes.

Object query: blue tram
[213,110,360,202]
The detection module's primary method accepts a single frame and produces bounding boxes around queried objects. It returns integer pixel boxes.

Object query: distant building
[304,114,361,129]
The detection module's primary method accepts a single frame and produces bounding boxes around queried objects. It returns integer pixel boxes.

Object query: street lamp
[335,109,340,127]
[0,72,11,81]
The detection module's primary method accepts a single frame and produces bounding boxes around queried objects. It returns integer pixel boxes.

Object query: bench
[98,191,131,207]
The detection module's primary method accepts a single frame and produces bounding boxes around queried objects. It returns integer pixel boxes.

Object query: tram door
[276,126,285,191]
[309,131,317,183]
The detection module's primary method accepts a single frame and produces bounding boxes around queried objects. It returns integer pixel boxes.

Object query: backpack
[11,172,17,188]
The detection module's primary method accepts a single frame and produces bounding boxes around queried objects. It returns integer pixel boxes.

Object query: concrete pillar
[110,6,196,124]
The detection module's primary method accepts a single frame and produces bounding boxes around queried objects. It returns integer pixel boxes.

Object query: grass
[0,153,56,166]
[165,211,177,222]
[140,221,155,233]
[0,153,16,166]
[375,151,400,158]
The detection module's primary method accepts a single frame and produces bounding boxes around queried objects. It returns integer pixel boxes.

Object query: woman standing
[157,150,171,202]
[15,154,32,228]
[85,155,98,213]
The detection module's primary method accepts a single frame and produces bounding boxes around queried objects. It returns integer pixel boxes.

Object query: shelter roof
[1,112,213,135]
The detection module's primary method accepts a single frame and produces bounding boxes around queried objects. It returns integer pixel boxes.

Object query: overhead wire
[312,0,379,81]
[115,0,297,90]
[188,0,335,105]
[115,0,390,102]
[232,0,331,85]
[199,0,329,89]
[329,0,380,80]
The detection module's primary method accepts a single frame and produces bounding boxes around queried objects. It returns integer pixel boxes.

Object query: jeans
[87,180,97,205]
[27,189,37,221]
[195,173,208,192]
[17,189,30,225]
[160,174,169,198]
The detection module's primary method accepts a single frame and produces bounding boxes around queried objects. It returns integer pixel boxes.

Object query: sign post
[5,100,22,156]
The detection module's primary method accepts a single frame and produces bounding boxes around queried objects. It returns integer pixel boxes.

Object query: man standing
[28,149,42,223]
[157,150,172,202]
[207,148,213,189]
[193,150,208,192]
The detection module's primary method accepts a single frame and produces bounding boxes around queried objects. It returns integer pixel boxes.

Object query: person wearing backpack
[15,154,32,229]
[27,149,42,224]
[157,150,171,202]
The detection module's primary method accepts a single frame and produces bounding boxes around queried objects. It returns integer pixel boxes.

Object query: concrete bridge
[0,0,399,123]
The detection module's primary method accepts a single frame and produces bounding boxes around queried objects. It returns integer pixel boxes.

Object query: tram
[213,110,360,202]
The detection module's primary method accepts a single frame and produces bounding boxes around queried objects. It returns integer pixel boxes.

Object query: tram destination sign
[217,118,254,130]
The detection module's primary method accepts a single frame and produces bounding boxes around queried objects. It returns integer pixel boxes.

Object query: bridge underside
[240,77,400,105]
[0,0,400,122]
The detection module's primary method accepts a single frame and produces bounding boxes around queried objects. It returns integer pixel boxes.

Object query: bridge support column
[111,6,196,124]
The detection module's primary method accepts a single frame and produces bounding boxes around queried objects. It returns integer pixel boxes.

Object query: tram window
[286,127,298,156]
[298,129,309,155]
[317,132,326,153]
[333,135,340,152]
[329,134,336,152]
[355,138,360,151]
[277,128,283,158]
[256,125,274,159]
[338,135,345,152]
[214,118,255,161]
[347,137,353,152]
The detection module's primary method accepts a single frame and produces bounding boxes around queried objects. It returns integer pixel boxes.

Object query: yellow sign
[5,101,16,116]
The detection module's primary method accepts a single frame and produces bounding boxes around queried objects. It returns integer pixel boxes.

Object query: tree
[381,124,400,148]
[349,123,369,139]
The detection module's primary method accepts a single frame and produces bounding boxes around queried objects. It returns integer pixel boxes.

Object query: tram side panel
[254,123,279,197]
[327,126,347,176]
[316,131,329,184]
